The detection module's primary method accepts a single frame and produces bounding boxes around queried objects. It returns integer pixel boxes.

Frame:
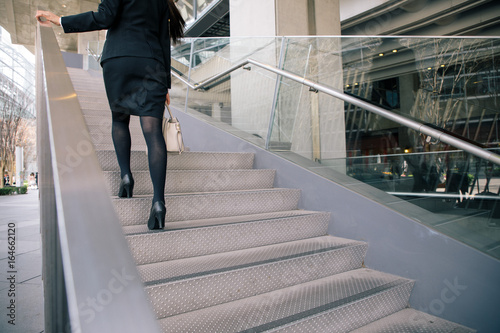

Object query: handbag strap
[165,103,174,119]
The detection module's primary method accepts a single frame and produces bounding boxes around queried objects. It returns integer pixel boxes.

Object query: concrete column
[15,146,23,187]
[230,0,340,36]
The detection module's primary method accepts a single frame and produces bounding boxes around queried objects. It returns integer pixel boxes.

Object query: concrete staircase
[68,67,475,332]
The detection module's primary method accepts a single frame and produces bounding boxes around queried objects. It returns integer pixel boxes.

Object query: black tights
[112,112,167,204]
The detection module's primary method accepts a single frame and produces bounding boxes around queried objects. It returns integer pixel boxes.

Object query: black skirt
[102,57,168,119]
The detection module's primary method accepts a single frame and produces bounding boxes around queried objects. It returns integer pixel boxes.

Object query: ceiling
[0,0,100,53]
[1,0,499,55]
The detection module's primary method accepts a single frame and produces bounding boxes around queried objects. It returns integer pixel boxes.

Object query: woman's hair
[168,0,185,44]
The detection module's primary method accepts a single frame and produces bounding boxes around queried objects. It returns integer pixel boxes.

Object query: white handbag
[162,104,185,154]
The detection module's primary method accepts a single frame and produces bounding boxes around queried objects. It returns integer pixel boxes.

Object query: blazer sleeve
[159,10,171,89]
[61,0,121,33]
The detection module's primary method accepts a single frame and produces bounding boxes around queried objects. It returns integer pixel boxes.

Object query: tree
[0,74,34,187]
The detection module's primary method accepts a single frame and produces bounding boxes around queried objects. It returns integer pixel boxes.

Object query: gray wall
[61,51,83,69]
[173,107,500,332]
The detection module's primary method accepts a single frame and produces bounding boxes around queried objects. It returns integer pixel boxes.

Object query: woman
[36,0,185,230]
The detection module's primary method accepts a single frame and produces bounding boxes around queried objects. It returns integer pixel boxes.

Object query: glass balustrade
[176,0,222,27]
[86,35,500,259]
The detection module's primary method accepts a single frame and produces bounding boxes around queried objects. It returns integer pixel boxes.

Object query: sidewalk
[0,189,44,333]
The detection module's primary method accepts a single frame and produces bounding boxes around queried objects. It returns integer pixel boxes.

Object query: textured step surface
[123,210,313,234]
[351,308,475,333]
[157,269,414,332]
[144,236,368,318]
[126,211,330,265]
[96,150,255,171]
[113,188,301,225]
[138,236,365,284]
[103,169,276,195]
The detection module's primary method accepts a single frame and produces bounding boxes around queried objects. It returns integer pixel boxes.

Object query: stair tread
[126,211,330,265]
[104,168,275,195]
[113,188,301,225]
[96,150,255,171]
[145,236,368,319]
[139,235,365,284]
[114,188,300,201]
[157,268,414,332]
[351,308,475,333]
[123,210,326,234]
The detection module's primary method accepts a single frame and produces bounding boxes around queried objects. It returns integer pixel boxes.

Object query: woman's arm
[36,0,121,33]
[35,11,61,26]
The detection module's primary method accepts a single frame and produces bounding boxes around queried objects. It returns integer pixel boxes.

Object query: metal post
[265,37,287,150]
[184,40,196,113]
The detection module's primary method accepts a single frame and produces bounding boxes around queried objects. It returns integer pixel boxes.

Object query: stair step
[126,211,330,265]
[71,84,106,92]
[83,114,141,127]
[80,101,110,110]
[77,94,108,104]
[88,131,146,146]
[351,308,475,333]
[157,269,414,332]
[123,210,320,234]
[103,169,275,195]
[87,123,142,134]
[96,150,255,171]
[93,142,147,152]
[143,236,367,318]
[113,188,301,225]
[81,107,113,117]
[96,150,149,171]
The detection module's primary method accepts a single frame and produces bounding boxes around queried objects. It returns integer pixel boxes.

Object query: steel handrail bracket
[172,58,500,166]
[36,24,160,332]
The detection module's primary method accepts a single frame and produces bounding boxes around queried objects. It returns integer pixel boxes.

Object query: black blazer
[61,0,171,88]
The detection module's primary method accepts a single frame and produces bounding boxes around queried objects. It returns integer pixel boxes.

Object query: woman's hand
[166,92,171,105]
[35,10,61,27]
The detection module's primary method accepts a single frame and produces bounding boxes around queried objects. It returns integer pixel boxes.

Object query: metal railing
[36,24,160,333]
[172,58,500,166]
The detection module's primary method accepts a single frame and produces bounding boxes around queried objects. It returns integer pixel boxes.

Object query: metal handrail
[172,58,500,166]
[36,24,160,333]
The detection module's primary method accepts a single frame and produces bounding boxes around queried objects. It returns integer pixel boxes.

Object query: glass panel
[176,0,196,26]
[170,37,283,148]
[176,0,223,27]
[87,35,500,259]
[87,40,104,71]
[197,0,219,18]
[275,37,345,169]
[268,36,500,259]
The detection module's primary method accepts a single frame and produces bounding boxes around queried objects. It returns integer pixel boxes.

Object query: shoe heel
[118,174,134,198]
[148,201,166,230]
[118,184,132,198]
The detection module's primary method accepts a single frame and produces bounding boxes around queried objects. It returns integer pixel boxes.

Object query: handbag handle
[165,103,174,119]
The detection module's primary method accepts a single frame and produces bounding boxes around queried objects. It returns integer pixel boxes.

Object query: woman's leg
[140,115,167,204]
[111,111,132,178]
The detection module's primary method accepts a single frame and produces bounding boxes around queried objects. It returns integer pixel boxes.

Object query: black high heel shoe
[148,201,166,230]
[118,174,134,198]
